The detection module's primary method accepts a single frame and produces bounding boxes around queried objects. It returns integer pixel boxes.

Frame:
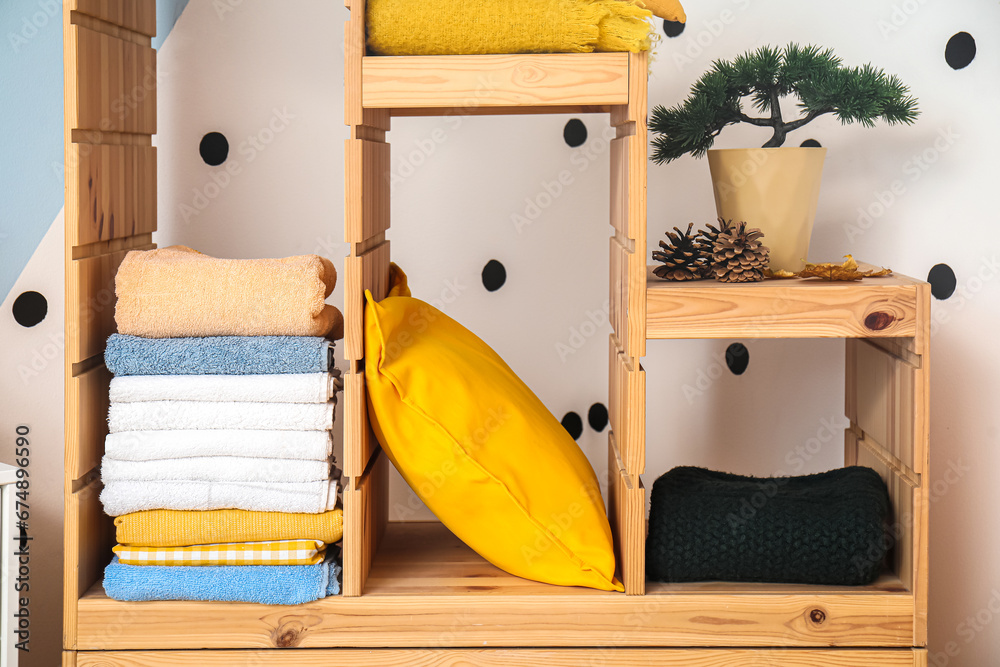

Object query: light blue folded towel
[103,556,341,604]
[105,334,334,376]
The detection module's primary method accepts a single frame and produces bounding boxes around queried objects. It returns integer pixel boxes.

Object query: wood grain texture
[911,283,930,646]
[344,139,390,244]
[65,363,112,482]
[362,53,630,110]
[76,648,928,666]
[849,340,919,473]
[71,0,157,37]
[344,239,390,361]
[68,25,156,134]
[608,434,645,595]
[610,236,645,361]
[67,144,157,247]
[609,336,645,475]
[343,450,389,596]
[343,370,377,478]
[74,570,916,649]
[64,476,111,650]
[648,269,921,339]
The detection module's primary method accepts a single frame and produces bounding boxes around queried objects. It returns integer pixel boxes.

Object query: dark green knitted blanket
[646,466,892,586]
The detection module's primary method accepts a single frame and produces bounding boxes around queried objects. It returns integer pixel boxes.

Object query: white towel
[108,401,336,433]
[99,479,340,516]
[109,373,340,404]
[101,455,333,483]
[104,430,333,461]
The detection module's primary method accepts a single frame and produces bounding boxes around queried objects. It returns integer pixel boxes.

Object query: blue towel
[105,334,334,376]
[103,556,341,604]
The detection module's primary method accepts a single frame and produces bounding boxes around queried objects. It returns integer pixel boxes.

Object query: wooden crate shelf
[63,0,929,662]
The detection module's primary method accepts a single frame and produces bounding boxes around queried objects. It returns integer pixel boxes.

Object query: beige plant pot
[707,147,826,272]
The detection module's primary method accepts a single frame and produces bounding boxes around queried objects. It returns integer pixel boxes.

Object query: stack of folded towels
[100,246,346,605]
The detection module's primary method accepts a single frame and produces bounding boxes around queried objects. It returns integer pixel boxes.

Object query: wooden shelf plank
[75,648,929,666]
[76,523,916,650]
[647,267,923,339]
[362,54,629,111]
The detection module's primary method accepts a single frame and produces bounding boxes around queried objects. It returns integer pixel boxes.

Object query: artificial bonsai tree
[650,43,919,164]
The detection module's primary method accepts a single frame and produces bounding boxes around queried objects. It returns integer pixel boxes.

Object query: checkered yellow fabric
[113,539,327,566]
[114,507,343,547]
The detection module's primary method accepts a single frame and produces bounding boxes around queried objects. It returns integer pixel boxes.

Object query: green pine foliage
[650,44,920,164]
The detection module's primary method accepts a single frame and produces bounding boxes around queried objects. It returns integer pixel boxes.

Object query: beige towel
[115,246,343,338]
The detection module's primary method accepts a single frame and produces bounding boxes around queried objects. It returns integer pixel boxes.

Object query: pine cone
[652,223,706,281]
[697,218,734,259]
[711,221,770,283]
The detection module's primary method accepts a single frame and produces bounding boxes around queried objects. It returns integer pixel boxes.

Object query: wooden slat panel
[69,26,156,134]
[610,237,644,361]
[343,370,377,478]
[68,144,157,247]
[344,139,390,244]
[66,363,112,482]
[343,450,389,597]
[608,434,645,595]
[854,433,916,597]
[68,245,151,365]
[77,648,928,666]
[648,271,920,340]
[362,53,630,110]
[344,0,390,129]
[71,0,157,37]
[64,476,112,650]
[849,340,918,473]
[609,336,645,475]
[344,240,391,361]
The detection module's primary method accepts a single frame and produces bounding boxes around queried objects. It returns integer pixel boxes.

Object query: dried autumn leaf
[764,268,797,279]
[797,255,892,281]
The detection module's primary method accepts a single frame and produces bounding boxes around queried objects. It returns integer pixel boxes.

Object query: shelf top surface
[647,266,926,293]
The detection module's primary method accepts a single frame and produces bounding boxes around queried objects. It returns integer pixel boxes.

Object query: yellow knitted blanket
[114,508,344,547]
[367,0,655,56]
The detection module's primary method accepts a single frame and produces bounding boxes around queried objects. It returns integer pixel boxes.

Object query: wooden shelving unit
[61,0,929,664]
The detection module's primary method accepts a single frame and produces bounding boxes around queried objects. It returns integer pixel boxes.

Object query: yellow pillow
[364,266,622,591]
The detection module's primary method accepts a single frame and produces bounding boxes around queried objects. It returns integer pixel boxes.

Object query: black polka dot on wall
[12,291,47,327]
[588,403,609,432]
[199,132,230,166]
[945,32,976,70]
[725,343,749,376]
[481,260,507,292]
[561,412,584,440]
[800,139,822,148]
[663,20,685,37]
[563,119,588,148]
[927,263,957,300]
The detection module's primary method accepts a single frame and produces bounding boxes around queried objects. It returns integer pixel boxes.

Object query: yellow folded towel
[367,0,654,56]
[114,508,344,547]
[115,246,343,339]
[113,539,328,566]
